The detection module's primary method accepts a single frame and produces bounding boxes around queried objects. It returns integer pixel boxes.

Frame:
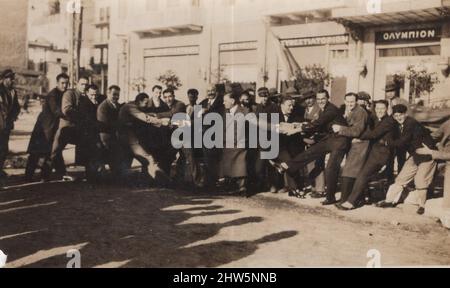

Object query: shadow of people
[0,180,298,268]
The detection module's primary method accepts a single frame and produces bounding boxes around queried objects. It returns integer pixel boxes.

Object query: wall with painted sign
[361,22,450,107]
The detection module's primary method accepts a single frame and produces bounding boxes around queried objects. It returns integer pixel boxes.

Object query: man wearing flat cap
[0,69,20,181]
[357,91,372,112]
[377,104,437,215]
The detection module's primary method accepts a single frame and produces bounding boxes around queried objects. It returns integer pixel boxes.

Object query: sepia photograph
[0,0,450,271]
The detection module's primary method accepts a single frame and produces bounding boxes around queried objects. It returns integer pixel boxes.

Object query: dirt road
[1,181,449,268]
[1,101,449,268]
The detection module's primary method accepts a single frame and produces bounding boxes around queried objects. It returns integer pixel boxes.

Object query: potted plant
[156,70,182,90]
[293,65,333,94]
[406,63,440,105]
[131,77,147,93]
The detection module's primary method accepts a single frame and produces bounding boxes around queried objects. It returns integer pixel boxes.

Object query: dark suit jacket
[41,88,65,139]
[200,97,224,115]
[27,88,65,154]
[387,116,437,164]
[97,100,122,148]
[200,97,225,137]
[360,114,396,146]
[59,89,84,128]
[0,83,20,131]
[220,105,250,178]
[279,112,304,157]
[146,98,169,114]
[155,100,186,118]
[302,102,347,137]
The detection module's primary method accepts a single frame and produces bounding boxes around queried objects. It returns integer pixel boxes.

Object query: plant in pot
[156,70,182,90]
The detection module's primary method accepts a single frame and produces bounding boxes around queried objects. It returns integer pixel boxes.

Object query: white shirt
[208,97,216,107]
[229,105,238,116]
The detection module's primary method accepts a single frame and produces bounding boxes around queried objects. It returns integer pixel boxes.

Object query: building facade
[27,0,110,93]
[105,0,450,106]
[0,0,28,70]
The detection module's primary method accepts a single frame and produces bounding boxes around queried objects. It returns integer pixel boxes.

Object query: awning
[332,1,450,27]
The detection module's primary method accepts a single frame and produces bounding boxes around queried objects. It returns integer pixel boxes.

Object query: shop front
[143,45,202,104]
[218,41,259,87]
[372,25,448,106]
[277,32,353,106]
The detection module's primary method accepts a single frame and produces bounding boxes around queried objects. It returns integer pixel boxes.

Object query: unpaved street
[1,181,449,268]
[1,101,449,268]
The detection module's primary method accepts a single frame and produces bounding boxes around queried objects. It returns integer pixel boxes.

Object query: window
[39,62,47,73]
[99,7,105,22]
[99,7,110,22]
[379,45,440,57]
[330,49,349,59]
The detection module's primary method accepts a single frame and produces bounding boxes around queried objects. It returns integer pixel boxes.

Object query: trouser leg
[183,148,201,187]
[308,157,325,192]
[279,150,298,191]
[0,129,11,172]
[339,177,355,203]
[52,151,67,178]
[385,157,417,204]
[397,148,407,172]
[325,148,346,201]
[129,143,159,178]
[444,162,450,210]
[413,160,437,208]
[25,153,41,180]
[286,140,328,174]
[347,151,388,206]
[51,127,74,167]
[441,163,450,228]
[204,148,220,187]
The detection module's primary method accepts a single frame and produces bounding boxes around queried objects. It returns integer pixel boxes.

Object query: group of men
[1,69,449,221]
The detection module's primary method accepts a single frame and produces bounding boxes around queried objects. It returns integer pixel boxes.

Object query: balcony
[93,18,110,28]
[127,7,203,37]
[93,41,109,49]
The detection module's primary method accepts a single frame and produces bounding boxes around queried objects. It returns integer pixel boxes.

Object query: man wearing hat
[299,90,326,198]
[199,84,225,190]
[270,89,350,205]
[385,80,409,183]
[247,87,280,194]
[376,104,437,215]
[283,87,305,119]
[268,88,280,105]
[357,91,372,112]
[0,69,20,181]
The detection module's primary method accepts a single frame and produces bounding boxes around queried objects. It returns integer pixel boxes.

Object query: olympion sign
[376,28,441,43]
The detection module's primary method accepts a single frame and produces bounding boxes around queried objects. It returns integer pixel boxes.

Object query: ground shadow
[0,177,298,268]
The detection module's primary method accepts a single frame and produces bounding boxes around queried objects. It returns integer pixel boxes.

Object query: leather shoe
[376,201,396,208]
[416,207,425,215]
[335,203,354,211]
[322,199,338,206]
[310,191,326,199]
[268,160,286,174]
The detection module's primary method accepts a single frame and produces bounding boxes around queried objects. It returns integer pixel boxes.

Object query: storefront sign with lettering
[144,46,200,57]
[219,41,258,52]
[376,28,441,43]
[280,35,349,47]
